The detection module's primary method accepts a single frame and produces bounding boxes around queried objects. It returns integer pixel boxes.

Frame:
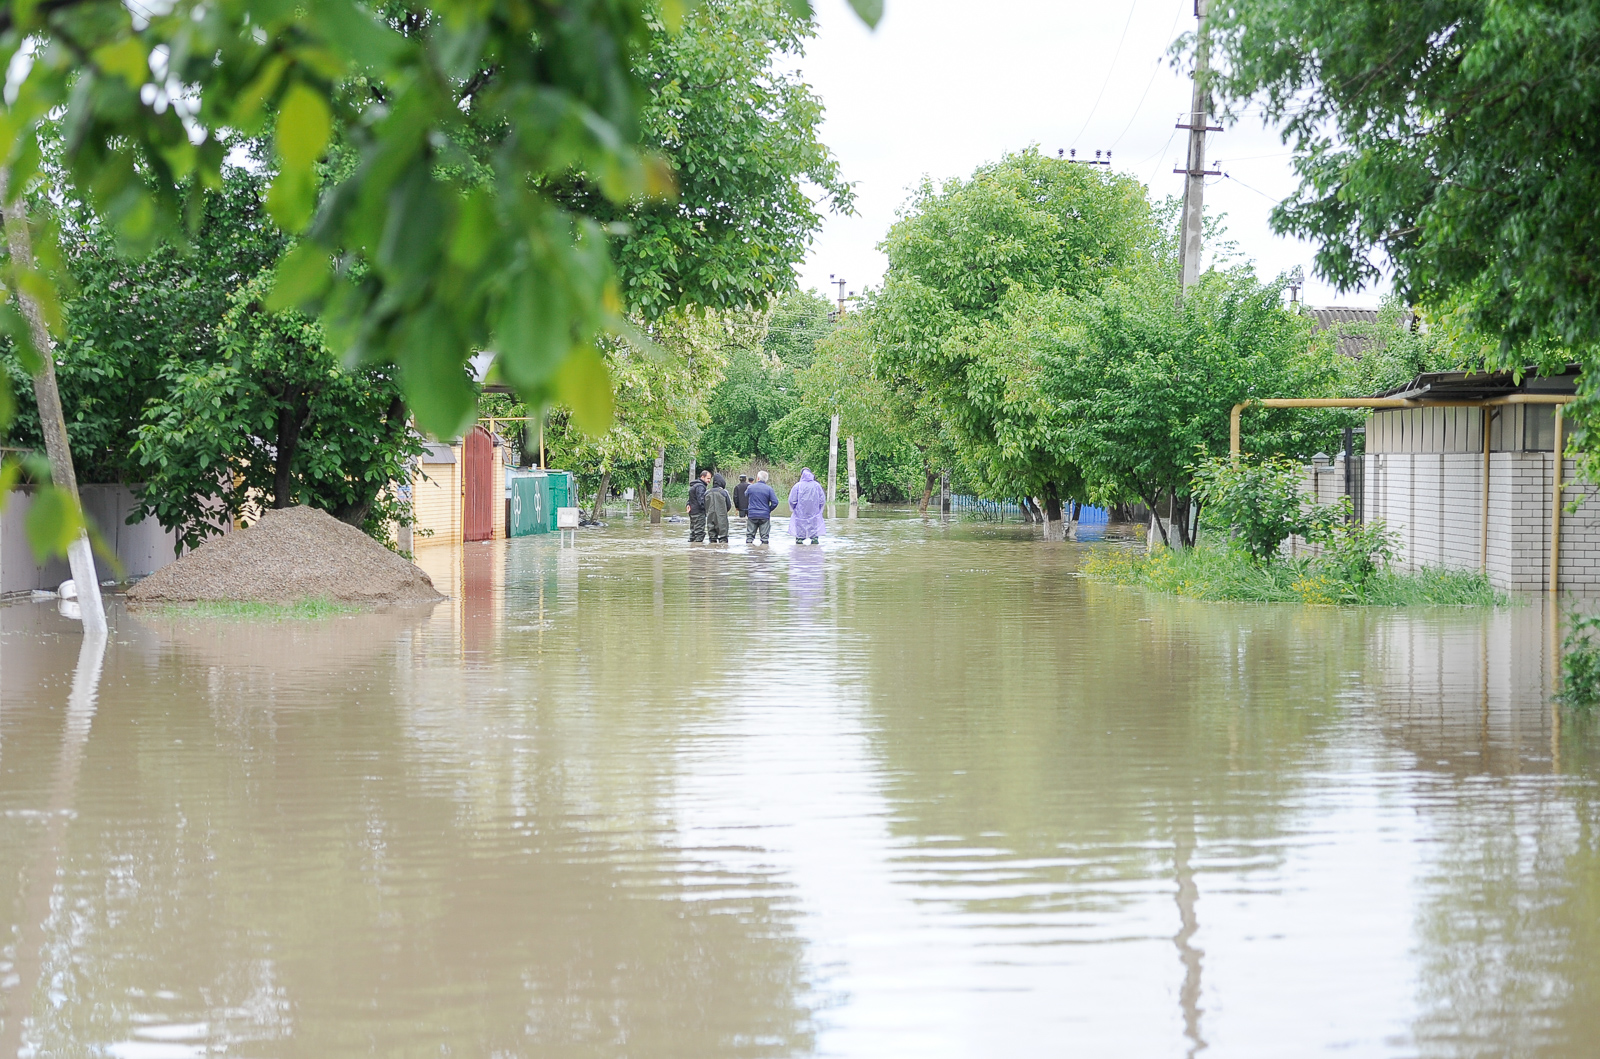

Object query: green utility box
[509,471,578,537]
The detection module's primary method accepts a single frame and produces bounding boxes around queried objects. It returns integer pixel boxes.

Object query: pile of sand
[127,506,445,607]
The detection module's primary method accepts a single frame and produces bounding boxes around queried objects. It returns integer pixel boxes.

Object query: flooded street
[3,512,1598,1057]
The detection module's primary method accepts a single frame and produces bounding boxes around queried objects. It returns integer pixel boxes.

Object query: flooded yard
[2,512,1597,1057]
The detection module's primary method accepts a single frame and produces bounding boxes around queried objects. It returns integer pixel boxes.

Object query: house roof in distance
[1306,305,1414,359]
[1373,366,1580,402]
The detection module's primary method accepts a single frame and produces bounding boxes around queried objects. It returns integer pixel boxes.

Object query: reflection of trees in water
[2,591,815,1057]
[831,557,1384,1048]
[835,551,1589,1050]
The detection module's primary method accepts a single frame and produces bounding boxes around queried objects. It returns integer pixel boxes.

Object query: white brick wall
[1337,452,1599,591]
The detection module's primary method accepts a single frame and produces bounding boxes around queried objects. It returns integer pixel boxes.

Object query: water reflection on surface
[1,512,1597,1057]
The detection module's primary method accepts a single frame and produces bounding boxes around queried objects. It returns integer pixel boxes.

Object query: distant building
[1305,305,1414,359]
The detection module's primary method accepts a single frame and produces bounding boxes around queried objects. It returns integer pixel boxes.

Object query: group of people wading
[684,468,828,546]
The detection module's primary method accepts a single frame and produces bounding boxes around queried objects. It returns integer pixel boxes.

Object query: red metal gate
[463,426,495,542]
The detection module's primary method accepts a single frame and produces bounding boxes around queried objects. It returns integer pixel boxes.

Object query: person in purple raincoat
[788,467,826,544]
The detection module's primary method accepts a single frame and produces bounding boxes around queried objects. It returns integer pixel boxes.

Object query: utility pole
[651,447,664,524]
[1175,0,1219,307]
[846,436,858,518]
[829,274,848,317]
[826,413,840,515]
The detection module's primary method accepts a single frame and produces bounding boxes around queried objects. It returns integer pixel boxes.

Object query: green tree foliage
[872,149,1158,508]
[762,288,835,369]
[697,289,833,468]
[700,344,790,466]
[867,148,1354,532]
[774,311,947,503]
[597,3,851,316]
[1331,298,1488,398]
[133,272,423,552]
[1192,455,1319,563]
[1,171,284,484]
[1034,267,1345,543]
[540,307,741,504]
[0,0,869,451]
[1203,1,1597,461]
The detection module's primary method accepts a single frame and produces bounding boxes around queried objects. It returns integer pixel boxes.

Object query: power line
[1221,171,1280,204]
[1068,0,1142,149]
[1108,0,1188,152]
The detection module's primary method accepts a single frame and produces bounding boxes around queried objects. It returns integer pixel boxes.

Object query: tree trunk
[0,170,106,635]
[1044,488,1063,540]
[921,468,937,512]
[273,390,308,509]
[592,469,611,522]
[1142,487,1171,549]
[333,394,407,528]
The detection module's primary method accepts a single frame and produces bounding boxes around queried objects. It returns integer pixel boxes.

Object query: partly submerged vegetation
[142,598,365,622]
[1088,454,1501,607]
[1562,615,1600,709]
[1084,545,1504,607]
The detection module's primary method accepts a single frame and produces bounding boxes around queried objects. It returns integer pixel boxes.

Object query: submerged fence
[950,495,1110,524]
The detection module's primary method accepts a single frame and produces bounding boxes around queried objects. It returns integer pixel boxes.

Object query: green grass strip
[1082,543,1505,607]
[142,597,366,621]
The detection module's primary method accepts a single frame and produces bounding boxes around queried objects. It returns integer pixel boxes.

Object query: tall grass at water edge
[1082,544,1505,607]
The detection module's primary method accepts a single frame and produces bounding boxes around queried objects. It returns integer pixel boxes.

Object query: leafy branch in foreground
[0,0,877,446]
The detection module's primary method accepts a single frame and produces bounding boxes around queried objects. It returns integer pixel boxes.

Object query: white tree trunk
[1,169,106,635]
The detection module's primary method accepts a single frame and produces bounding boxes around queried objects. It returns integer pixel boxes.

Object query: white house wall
[1353,451,1600,592]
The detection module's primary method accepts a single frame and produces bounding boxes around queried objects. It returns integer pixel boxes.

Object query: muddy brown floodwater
[2,511,1599,1057]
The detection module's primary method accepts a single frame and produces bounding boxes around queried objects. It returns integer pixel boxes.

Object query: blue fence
[950,495,1109,524]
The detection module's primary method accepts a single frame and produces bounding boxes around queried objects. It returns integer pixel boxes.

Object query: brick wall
[1344,452,1599,591]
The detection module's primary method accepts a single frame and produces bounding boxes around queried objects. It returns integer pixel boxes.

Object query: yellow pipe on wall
[1552,404,1565,596]
[1482,407,1493,573]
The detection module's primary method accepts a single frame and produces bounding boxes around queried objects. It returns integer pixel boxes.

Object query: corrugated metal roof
[1372,366,1579,401]
[1305,306,1414,359]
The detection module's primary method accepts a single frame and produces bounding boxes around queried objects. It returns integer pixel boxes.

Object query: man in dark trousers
[733,474,750,519]
[744,470,779,545]
[686,468,712,542]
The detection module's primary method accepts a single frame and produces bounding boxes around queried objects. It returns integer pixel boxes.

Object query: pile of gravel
[127,506,445,607]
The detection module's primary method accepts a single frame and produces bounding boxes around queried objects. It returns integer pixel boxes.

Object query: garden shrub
[1563,614,1600,708]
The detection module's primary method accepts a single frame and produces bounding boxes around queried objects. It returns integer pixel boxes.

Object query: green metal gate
[547,472,573,529]
[510,471,576,536]
[510,475,551,536]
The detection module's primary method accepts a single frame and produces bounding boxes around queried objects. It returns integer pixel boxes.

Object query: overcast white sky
[791,0,1387,309]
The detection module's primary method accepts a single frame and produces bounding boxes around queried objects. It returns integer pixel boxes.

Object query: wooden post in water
[941,468,951,517]
[847,436,859,518]
[826,414,840,516]
[651,447,664,524]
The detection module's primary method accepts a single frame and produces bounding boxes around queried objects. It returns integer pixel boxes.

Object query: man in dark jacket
[743,470,779,545]
[733,474,750,518]
[686,468,712,542]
